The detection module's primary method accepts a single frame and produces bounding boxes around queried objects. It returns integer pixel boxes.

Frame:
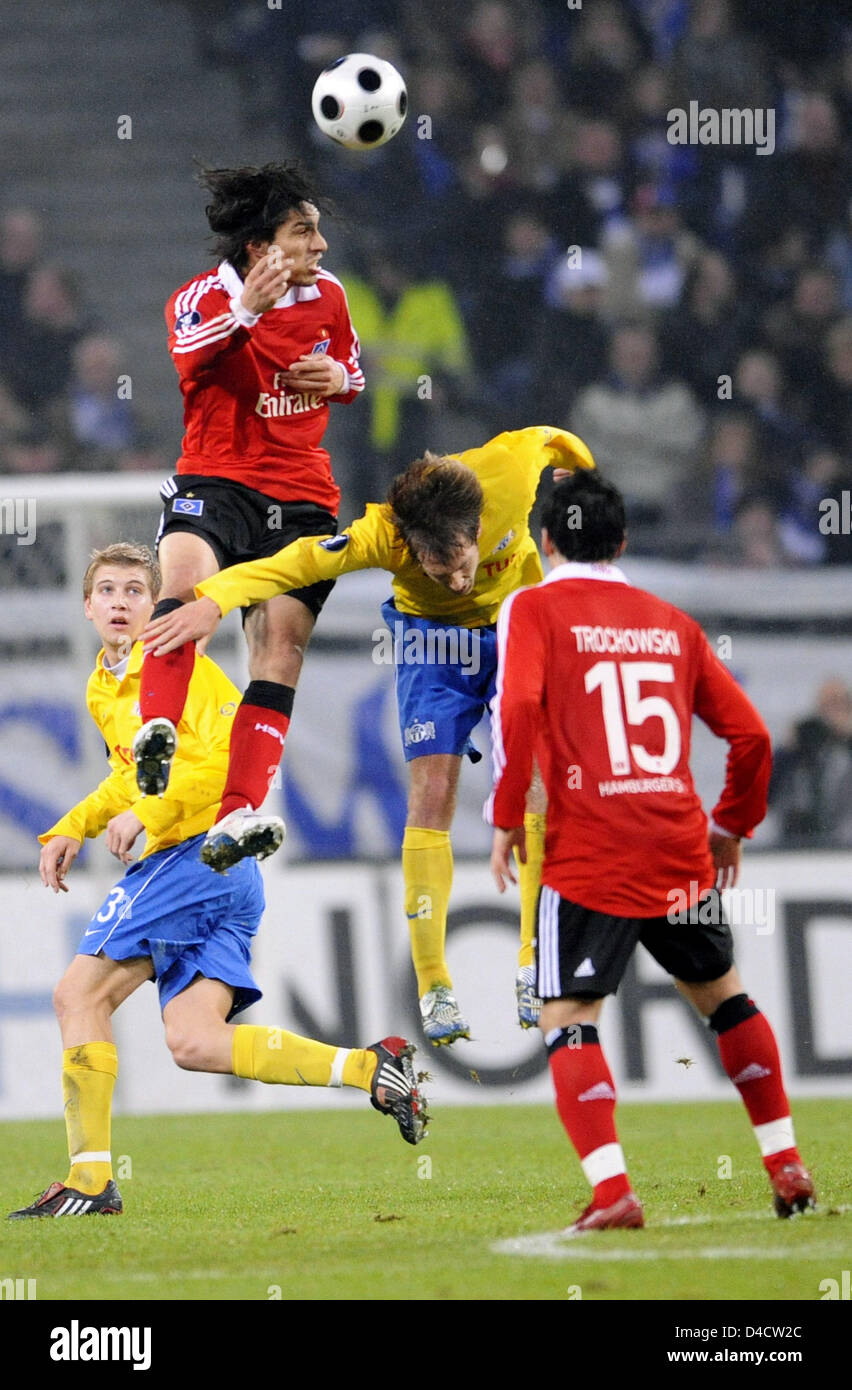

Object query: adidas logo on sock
[733,1062,772,1085]
[573,957,595,977]
[578,1081,616,1102]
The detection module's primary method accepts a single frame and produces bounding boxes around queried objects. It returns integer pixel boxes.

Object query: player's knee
[53,975,98,1024]
[52,977,73,1023]
[408,775,456,826]
[165,1026,207,1071]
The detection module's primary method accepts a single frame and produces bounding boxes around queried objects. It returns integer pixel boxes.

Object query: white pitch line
[492,1235,840,1262]
[493,1205,849,1261]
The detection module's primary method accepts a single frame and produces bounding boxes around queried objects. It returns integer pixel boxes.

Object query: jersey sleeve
[486,588,546,827]
[167,278,253,382]
[130,659,235,840]
[196,504,402,617]
[327,281,365,403]
[500,426,597,485]
[692,636,772,838]
[39,679,138,843]
[38,767,135,845]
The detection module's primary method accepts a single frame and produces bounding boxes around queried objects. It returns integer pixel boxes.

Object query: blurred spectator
[660,250,753,402]
[770,679,852,846]
[1,423,64,475]
[695,410,766,534]
[780,446,851,565]
[564,1,646,116]
[503,59,576,193]
[571,322,705,526]
[672,0,770,115]
[469,211,560,419]
[623,62,699,194]
[571,119,630,248]
[0,207,44,335]
[340,251,473,504]
[744,94,850,254]
[761,264,842,418]
[0,264,91,419]
[61,334,142,466]
[733,348,807,481]
[536,248,610,416]
[604,182,701,312]
[461,2,525,120]
[809,315,852,457]
[726,494,794,568]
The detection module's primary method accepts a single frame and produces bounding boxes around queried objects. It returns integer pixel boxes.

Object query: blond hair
[83,541,161,599]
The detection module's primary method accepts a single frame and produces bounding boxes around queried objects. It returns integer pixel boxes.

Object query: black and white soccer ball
[311,53,407,150]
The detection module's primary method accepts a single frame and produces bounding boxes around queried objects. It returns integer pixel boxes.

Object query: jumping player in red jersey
[133,163,364,870]
[489,470,815,1233]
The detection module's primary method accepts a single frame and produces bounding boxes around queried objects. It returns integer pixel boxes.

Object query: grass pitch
[1,1099,848,1302]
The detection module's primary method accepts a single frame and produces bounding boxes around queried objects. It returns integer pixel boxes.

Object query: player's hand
[552,468,573,483]
[40,836,82,893]
[709,830,741,890]
[278,355,347,396]
[491,826,525,893]
[143,596,223,656]
[106,811,145,865]
[240,252,294,315]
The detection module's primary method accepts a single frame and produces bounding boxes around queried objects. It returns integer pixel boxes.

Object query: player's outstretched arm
[143,596,223,657]
[39,836,82,894]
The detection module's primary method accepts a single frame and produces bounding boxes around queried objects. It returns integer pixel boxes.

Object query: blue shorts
[77,834,265,1019]
[381,600,498,763]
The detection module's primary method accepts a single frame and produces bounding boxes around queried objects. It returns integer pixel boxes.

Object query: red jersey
[488,562,772,917]
[166,261,364,510]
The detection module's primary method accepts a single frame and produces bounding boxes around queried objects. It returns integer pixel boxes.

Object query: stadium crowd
[1,0,851,565]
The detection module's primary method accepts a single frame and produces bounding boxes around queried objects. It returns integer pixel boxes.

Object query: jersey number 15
[585,660,681,777]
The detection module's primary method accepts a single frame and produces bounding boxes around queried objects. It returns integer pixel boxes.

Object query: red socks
[216,680,294,821]
[710,994,801,1175]
[140,600,195,725]
[547,1025,631,1207]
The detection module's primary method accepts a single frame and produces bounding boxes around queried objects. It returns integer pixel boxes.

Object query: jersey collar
[542,560,630,586]
[97,640,144,682]
[219,259,321,308]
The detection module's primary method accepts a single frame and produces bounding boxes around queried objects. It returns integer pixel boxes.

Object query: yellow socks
[232,1026,377,1093]
[402,826,453,995]
[62,1042,118,1196]
[516,812,546,968]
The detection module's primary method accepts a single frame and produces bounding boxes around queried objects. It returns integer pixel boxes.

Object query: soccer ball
[311,53,407,150]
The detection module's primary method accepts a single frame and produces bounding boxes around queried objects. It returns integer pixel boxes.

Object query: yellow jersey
[40,642,240,858]
[197,427,595,629]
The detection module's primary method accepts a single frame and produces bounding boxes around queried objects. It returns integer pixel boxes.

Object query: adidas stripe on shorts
[535,885,734,999]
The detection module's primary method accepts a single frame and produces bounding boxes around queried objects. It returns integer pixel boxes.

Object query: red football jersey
[488,562,772,917]
[166,261,364,509]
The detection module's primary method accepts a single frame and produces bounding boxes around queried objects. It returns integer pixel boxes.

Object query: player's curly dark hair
[198,162,325,273]
[542,471,626,562]
[387,453,483,564]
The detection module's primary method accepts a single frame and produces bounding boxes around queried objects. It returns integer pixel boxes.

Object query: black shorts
[156,474,338,619]
[535,885,734,1000]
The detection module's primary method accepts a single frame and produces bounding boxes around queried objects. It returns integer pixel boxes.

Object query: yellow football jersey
[40,642,240,858]
[197,427,595,628]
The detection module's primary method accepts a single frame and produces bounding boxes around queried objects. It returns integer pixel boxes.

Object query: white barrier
[0,852,848,1120]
